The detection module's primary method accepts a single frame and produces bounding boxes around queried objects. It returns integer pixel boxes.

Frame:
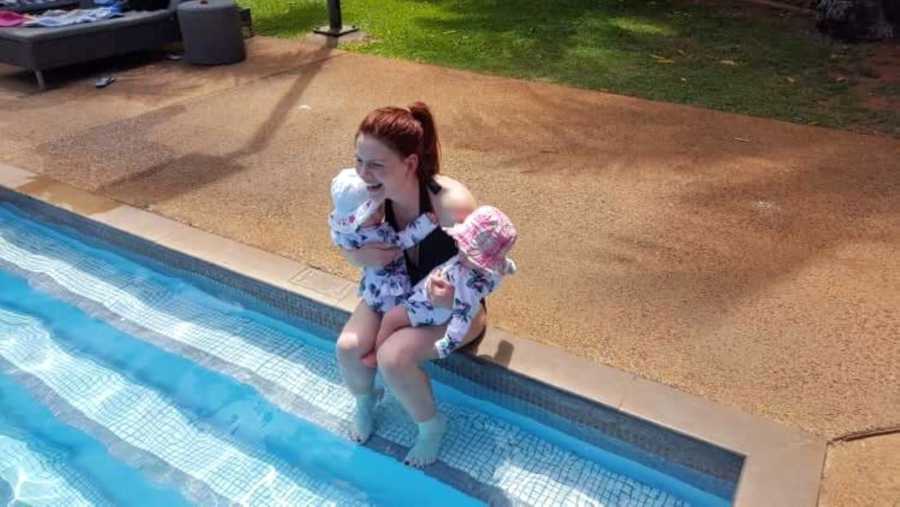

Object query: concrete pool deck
[1,36,898,505]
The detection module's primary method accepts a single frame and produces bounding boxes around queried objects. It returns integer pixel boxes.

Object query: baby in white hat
[329,168,438,314]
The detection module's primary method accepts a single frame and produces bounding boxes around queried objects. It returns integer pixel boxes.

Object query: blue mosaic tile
[0,188,742,502]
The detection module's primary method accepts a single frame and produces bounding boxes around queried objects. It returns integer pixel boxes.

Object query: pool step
[0,272,479,506]
[0,303,366,506]
[0,375,190,507]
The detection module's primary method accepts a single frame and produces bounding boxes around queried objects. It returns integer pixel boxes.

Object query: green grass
[239,0,898,134]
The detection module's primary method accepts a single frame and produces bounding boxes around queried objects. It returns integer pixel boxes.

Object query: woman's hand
[342,243,403,268]
[426,270,455,308]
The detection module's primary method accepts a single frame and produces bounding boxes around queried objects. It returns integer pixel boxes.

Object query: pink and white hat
[329,168,381,233]
[445,206,518,275]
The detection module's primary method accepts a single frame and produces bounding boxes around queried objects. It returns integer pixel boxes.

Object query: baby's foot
[349,388,383,443]
[404,413,447,468]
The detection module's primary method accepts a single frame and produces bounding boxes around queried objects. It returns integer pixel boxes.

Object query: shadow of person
[477,339,513,367]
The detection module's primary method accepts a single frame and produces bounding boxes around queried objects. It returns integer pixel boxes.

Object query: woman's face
[355,133,417,201]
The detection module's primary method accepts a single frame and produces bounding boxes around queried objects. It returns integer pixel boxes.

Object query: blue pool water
[0,202,731,506]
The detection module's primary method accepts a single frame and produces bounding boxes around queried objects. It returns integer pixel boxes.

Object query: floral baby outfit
[404,205,518,358]
[331,214,437,313]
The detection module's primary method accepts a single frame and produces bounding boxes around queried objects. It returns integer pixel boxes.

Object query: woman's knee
[336,302,380,361]
[376,338,418,374]
[336,331,365,360]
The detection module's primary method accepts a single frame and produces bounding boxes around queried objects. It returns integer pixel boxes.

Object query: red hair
[356,101,440,183]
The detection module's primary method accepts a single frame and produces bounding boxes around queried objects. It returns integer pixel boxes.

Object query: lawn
[239,0,899,135]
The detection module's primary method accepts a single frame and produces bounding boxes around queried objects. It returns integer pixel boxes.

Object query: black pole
[314,0,358,37]
[327,0,342,31]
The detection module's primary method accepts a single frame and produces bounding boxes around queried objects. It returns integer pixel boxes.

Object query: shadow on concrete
[0,52,170,98]
[19,40,340,207]
[442,83,900,337]
[99,41,338,203]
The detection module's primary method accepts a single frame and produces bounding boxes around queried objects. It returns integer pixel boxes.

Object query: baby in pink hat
[363,205,517,364]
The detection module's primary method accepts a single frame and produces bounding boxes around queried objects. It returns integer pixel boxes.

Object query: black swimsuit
[385,178,458,286]
[385,179,487,325]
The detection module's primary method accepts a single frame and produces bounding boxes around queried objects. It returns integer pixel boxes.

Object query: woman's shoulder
[432,175,477,226]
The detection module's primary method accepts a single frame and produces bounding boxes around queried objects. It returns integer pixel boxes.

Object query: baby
[363,205,517,366]
[329,168,438,314]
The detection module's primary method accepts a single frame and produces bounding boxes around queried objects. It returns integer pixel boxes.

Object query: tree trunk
[816,0,897,41]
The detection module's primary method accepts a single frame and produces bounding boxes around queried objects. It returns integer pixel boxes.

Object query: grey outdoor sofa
[0,0,181,89]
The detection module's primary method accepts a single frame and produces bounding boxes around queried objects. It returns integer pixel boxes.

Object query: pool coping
[0,162,827,506]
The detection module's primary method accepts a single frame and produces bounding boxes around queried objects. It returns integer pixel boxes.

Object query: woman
[334,102,486,468]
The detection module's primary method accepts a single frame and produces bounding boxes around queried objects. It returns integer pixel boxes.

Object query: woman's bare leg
[335,301,382,442]
[361,305,413,368]
[376,309,486,466]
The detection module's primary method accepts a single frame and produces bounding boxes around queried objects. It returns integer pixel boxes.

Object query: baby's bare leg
[377,306,412,344]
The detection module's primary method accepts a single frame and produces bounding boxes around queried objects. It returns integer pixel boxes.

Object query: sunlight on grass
[608,17,677,36]
[235,0,893,134]
[238,0,323,38]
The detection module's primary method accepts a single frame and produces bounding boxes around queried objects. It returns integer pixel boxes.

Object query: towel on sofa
[0,9,29,26]
[23,6,121,27]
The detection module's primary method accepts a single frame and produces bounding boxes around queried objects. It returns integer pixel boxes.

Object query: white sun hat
[329,168,382,233]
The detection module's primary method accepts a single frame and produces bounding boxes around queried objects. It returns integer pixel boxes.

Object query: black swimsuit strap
[384,178,487,318]
[385,178,457,286]
[385,178,438,229]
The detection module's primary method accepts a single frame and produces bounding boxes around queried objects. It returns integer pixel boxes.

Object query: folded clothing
[0,9,29,26]
[23,6,121,26]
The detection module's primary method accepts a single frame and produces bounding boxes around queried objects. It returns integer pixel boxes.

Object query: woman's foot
[349,388,383,443]
[404,413,447,468]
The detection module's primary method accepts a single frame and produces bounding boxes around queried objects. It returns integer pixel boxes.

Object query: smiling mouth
[366,183,383,192]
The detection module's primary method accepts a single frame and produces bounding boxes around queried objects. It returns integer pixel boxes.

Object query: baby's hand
[426,270,454,308]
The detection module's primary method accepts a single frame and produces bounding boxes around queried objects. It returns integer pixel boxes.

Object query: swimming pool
[0,199,740,506]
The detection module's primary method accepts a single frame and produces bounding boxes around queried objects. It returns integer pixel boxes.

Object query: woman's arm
[433,175,477,227]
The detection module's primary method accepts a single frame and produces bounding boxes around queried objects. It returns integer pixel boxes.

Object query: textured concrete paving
[2,36,898,505]
[819,434,900,507]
